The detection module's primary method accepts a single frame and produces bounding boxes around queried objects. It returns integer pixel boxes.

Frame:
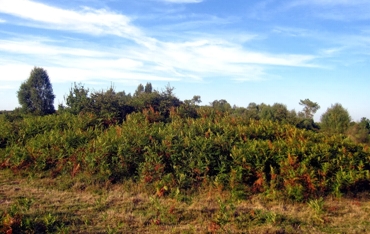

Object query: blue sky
[0,0,369,121]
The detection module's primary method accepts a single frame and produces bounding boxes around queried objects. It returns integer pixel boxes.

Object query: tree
[245,102,260,120]
[87,87,134,121]
[299,99,320,119]
[159,83,181,116]
[144,82,153,93]
[347,117,370,144]
[259,103,289,123]
[191,95,201,105]
[271,103,289,122]
[184,95,202,106]
[210,99,231,112]
[134,84,144,97]
[320,103,351,134]
[64,83,90,114]
[17,67,55,115]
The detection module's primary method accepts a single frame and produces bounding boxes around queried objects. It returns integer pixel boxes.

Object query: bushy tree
[245,102,260,120]
[320,103,351,134]
[17,67,55,115]
[347,117,370,144]
[86,87,134,122]
[259,103,289,122]
[64,83,90,114]
[210,99,231,112]
[184,95,202,106]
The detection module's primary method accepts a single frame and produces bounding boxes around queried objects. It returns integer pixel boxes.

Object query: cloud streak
[0,0,142,39]
[0,0,319,87]
[285,0,370,21]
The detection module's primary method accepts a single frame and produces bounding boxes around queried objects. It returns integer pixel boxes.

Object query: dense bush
[1,108,369,201]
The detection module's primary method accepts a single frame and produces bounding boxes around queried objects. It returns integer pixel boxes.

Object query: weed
[308,197,324,215]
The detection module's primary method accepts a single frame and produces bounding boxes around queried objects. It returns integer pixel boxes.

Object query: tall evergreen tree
[17,67,55,115]
[134,84,144,97]
[144,82,153,93]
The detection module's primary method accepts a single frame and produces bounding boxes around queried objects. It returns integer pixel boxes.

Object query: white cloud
[0,39,108,57]
[320,47,344,56]
[272,27,311,37]
[0,18,5,23]
[0,35,317,85]
[46,66,180,84]
[0,0,319,86]
[0,63,34,81]
[0,0,143,40]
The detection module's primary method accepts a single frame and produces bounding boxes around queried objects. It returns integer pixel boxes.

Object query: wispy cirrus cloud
[0,35,317,84]
[0,0,318,87]
[0,39,108,57]
[284,0,370,21]
[271,25,370,57]
[0,0,142,38]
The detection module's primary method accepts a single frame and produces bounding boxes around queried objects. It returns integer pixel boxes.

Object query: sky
[0,0,369,121]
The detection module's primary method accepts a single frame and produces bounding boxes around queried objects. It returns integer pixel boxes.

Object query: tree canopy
[299,98,320,119]
[17,67,55,115]
[11,72,369,142]
[320,103,351,134]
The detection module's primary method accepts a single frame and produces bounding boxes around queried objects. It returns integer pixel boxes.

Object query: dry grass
[1,170,370,233]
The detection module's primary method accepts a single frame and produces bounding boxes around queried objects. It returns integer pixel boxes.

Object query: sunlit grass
[1,170,370,233]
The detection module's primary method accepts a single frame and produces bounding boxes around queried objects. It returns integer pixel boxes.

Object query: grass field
[1,170,370,233]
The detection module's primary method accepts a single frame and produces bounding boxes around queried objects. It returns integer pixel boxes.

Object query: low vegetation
[1,170,370,233]
[1,107,370,233]
[1,69,370,232]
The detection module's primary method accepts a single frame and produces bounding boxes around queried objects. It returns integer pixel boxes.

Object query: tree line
[12,67,370,144]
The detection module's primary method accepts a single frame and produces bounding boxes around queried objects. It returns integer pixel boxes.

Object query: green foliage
[0,197,66,233]
[129,83,182,122]
[3,82,370,202]
[296,118,320,131]
[1,106,369,202]
[184,95,201,106]
[87,87,134,122]
[347,117,370,144]
[321,103,351,134]
[134,83,145,96]
[17,67,55,115]
[210,99,231,112]
[64,82,90,115]
[299,98,320,119]
[259,103,293,123]
[144,82,153,93]
[62,84,135,123]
